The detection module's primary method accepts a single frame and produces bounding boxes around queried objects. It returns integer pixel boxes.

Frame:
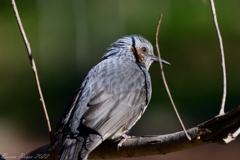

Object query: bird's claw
[117,134,132,151]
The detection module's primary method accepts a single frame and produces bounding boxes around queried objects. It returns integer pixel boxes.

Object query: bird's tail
[59,134,102,160]
[59,138,85,160]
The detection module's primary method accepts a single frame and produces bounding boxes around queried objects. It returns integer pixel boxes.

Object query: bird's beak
[151,56,170,65]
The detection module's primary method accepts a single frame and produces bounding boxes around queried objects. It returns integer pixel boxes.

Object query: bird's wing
[51,87,82,148]
[85,59,150,148]
[60,58,151,159]
[83,88,147,137]
[51,74,91,149]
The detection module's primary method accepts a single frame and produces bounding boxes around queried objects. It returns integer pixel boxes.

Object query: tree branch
[155,14,191,140]
[21,106,240,160]
[209,0,227,116]
[11,0,52,143]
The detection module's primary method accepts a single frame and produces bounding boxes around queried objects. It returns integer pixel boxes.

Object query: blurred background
[0,0,240,159]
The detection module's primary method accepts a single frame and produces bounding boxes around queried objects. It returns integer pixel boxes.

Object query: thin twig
[155,14,191,141]
[209,0,240,145]
[223,127,240,144]
[209,0,227,116]
[11,0,52,142]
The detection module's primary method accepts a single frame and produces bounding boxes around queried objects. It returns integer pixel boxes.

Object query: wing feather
[81,57,151,140]
[58,57,152,159]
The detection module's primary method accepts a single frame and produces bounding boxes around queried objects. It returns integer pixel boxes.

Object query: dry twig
[11,0,52,142]
[155,14,191,141]
[209,0,240,143]
[209,0,227,116]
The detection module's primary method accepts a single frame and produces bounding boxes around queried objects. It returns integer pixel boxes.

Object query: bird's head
[102,35,170,70]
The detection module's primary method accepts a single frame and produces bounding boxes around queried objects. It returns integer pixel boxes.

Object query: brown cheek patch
[136,48,146,66]
[131,47,135,56]
[131,47,146,67]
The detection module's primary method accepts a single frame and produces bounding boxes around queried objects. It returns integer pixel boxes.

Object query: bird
[51,35,170,160]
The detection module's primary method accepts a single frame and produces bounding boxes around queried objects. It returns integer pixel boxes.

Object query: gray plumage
[51,35,169,160]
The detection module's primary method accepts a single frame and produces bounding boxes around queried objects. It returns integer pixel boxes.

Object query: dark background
[0,0,239,159]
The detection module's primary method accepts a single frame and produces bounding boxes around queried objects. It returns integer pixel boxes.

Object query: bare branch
[155,14,191,141]
[11,0,52,142]
[223,127,240,143]
[209,0,227,116]
[21,106,240,160]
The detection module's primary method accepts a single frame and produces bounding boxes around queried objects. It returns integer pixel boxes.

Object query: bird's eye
[142,47,146,52]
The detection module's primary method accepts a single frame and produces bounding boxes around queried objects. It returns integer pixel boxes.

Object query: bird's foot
[117,134,133,151]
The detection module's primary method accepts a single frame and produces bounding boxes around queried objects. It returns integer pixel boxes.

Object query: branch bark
[22,106,240,160]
